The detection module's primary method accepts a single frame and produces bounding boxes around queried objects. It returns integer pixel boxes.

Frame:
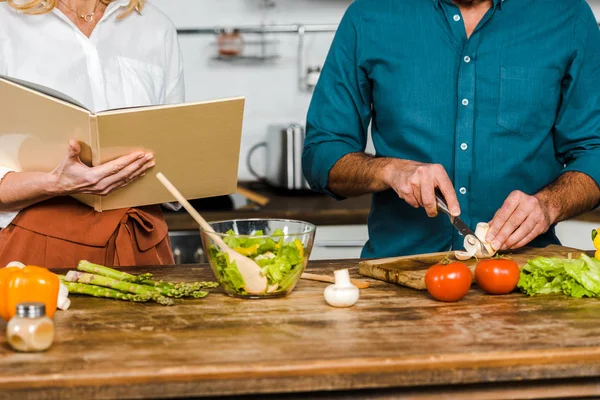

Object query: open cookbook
[0,75,244,211]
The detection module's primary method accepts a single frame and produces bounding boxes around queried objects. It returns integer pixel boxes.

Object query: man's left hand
[486,190,553,251]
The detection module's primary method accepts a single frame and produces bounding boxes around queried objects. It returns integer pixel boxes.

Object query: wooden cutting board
[358,245,587,290]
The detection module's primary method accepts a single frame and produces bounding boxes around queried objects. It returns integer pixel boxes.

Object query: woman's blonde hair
[0,0,145,19]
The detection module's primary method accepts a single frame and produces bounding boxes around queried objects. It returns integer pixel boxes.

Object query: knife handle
[435,191,451,217]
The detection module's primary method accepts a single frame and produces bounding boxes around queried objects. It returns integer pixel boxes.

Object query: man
[302,0,600,258]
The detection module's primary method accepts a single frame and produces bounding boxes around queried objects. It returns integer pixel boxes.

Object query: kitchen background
[155,0,600,260]
[152,0,356,182]
[154,0,600,180]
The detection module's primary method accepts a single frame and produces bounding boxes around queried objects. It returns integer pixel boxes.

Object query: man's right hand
[382,159,460,218]
[49,140,156,196]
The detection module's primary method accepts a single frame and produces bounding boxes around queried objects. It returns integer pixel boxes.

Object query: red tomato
[425,262,472,302]
[475,258,520,295]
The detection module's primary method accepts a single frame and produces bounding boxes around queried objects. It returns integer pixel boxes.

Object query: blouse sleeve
[0,21,6,76]
[0,167,20,229]
[160,24,185,212]
[0,135,33,228]
[164,24,185,104]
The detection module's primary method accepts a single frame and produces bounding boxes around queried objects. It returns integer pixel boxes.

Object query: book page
[0,74,89,111]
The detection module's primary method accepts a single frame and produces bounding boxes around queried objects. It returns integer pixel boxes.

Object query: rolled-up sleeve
[555,4,600,186]
[302,2,372,197]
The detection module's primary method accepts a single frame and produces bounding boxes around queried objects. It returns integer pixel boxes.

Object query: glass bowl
[200,219,316,299]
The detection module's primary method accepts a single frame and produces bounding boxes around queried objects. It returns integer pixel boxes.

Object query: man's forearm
[327,153,395,197]
[536,171,600,224]
[0,172,56,212]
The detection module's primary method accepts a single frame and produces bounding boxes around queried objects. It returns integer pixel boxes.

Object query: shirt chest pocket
[496,66,562,136]
[116,57,165,107]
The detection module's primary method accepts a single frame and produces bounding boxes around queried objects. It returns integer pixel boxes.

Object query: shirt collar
[104,0,139,18]
[107,0,130,11]
[432,0,506,10]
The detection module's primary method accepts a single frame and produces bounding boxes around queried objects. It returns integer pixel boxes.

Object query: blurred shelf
[210,54,281,64]
[210,39,280,46]
[177,24,338,35]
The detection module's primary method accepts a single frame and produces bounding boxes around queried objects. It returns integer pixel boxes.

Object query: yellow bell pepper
[593,229,600,259]
[592,229,600,259]
[0,265,60,322]
[294,239,305,258]
[233,244,260,257]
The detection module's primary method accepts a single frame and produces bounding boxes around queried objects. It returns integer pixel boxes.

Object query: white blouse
[0,0,185,228]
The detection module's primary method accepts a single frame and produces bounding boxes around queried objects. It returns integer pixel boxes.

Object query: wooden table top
[2,252,600,399]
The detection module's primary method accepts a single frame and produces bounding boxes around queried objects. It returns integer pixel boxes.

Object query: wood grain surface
[358,245,583,290]
[2,248,600,399]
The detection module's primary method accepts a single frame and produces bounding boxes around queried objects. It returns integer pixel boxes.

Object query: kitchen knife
[435,191,489,256]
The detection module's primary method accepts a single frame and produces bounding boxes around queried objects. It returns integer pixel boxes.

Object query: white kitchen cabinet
[555,219,597,251]
[309,224,368,260]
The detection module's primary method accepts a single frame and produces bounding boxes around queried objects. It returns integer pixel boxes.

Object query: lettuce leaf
[518,254,600,298]
[209,247,246,294]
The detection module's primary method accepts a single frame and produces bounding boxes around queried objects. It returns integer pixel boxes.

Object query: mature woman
[0,0,184,268]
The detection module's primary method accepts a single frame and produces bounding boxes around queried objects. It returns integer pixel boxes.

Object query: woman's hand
[50,140,155,196]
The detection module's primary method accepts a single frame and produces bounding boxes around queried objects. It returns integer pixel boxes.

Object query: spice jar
[6,302,55,352]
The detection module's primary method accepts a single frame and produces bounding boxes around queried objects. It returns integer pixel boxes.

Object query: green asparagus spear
[77,260,218,297]
[77,260,153,283]
[141,280,217,297]
[65,271,174,306]
[62,281,152,302]
[144,280,220,290]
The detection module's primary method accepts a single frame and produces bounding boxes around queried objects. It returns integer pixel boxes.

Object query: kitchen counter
[3,247,600,399]
[570,208,600,224]
[164,182,371,230]
[163,183,598,230]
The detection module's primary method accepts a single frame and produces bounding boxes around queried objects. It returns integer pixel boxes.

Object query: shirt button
[453,15,461,21]
[462,99,469,106]
[464,56,471,63]
[460,143,468,150]
[459,187,467,195]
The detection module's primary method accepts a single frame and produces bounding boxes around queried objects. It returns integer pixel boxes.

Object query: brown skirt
[0,197,174,269]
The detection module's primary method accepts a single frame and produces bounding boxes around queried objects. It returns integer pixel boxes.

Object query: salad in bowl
[200,219,316,298]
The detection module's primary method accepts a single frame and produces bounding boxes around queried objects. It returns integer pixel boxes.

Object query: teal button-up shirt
[303,0,600,258]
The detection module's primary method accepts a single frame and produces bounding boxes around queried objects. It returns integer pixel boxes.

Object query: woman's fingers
[91,155,155,193]
[67,139,82,159]
[83,171,148,196]
[89,151,148,184]
[53,140,156,196]
[81,163,152,195]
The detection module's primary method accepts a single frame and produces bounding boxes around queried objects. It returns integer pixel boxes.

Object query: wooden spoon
[156,173,268,295]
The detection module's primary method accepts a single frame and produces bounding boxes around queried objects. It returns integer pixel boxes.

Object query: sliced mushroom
[455,236,478,261]
[454,222,497,260]
[473,222,496,258]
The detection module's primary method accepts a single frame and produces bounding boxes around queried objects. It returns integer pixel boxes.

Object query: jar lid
[16,302,46,319]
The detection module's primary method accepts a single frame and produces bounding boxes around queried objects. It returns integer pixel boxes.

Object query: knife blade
[435,191,489,256]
